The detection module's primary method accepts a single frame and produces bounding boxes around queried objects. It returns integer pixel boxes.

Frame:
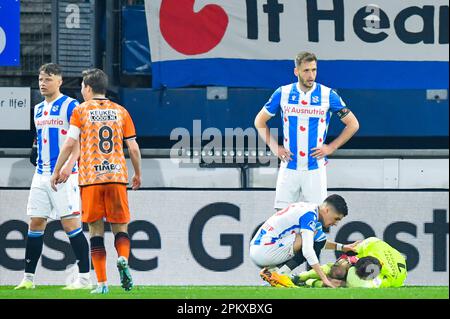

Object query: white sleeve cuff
[263,107,276,117]
[67,125,80,141]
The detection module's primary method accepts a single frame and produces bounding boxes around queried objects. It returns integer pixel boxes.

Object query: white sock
[78,273,90,281]
[24,273,35,282]
[267,266,279,273]
[278,265,292,275]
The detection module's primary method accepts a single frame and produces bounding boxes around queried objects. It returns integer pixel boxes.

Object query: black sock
[282,258,302,271]
[24,230,44,274]
[67,228,90,274]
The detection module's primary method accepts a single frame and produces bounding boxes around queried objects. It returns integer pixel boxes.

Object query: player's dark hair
[324,194,348,216]
[355,256,382,280]
[39,63,62,76]
[295,52,317,67]
[82,68,108,94]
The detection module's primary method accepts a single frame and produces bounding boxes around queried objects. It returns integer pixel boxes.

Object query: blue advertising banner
[145,0,449,89]
[122,5,152,74]
[0,0,20,66]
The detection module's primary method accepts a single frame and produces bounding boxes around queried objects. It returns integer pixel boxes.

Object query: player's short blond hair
[295,52,317,68]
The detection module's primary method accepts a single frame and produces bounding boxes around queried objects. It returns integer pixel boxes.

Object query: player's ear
[294,67,299,77]
[56,75,63,87]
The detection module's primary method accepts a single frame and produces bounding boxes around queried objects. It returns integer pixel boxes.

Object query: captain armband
[336,108,351,119]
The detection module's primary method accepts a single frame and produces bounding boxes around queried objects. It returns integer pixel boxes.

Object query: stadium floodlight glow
[201,151,206,157]
[229,150,235,157]
[244,151,249,157]
[251,151,257,157]
[215,151,221,157]
[223,151,228,156]
[266,151,272,156]
[186,150,191,157]
[259,151,264,157]
[208,151,214,156]
[237,151,243,157]
[193,150,199,157]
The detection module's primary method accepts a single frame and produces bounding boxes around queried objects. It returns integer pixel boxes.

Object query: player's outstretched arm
[301,231,336,288]
[324,240,361,253]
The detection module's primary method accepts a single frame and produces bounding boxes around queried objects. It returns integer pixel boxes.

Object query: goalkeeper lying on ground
[264,237,407,288]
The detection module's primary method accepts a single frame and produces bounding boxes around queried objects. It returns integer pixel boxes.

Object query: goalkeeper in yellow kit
[293,237,407,288]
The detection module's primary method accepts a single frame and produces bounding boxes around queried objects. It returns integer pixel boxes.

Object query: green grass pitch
[0,285,448,299]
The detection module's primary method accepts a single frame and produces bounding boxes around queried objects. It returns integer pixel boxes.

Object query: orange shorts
[80,184,130,224]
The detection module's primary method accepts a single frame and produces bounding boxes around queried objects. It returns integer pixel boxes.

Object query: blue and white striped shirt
[264,82,346,171]
[251,202,326,246]
[33,94,79,175]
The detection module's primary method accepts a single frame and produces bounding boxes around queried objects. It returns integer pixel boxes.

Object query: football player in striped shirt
[250,194,358,288]
[254,51,360,210]
[15,64,91,290]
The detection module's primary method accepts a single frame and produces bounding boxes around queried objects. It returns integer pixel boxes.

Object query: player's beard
[299,76,314,89]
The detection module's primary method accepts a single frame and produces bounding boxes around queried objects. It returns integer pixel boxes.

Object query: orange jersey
[70,98,136,186]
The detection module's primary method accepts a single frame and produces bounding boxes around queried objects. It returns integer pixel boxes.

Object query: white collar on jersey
[296,82,317,96]
[43,93,64,106]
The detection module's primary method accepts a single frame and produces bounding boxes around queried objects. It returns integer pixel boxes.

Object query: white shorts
[274,165,327,209]
[249,234,297,267]
[26,173,81,220]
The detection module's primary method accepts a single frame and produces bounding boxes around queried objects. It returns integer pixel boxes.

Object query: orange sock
[90,237,107,283]
[114,232,130,260]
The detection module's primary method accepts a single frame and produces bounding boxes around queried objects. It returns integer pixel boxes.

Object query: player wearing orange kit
[51,68,142,294]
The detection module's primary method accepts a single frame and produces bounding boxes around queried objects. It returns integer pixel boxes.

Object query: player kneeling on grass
[290,237,407,288]
[249,194,359,288]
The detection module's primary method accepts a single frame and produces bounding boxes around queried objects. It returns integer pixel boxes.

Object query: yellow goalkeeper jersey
[355,237,407,287]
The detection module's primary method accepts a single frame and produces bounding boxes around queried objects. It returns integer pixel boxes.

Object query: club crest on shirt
[312,95,320,104]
